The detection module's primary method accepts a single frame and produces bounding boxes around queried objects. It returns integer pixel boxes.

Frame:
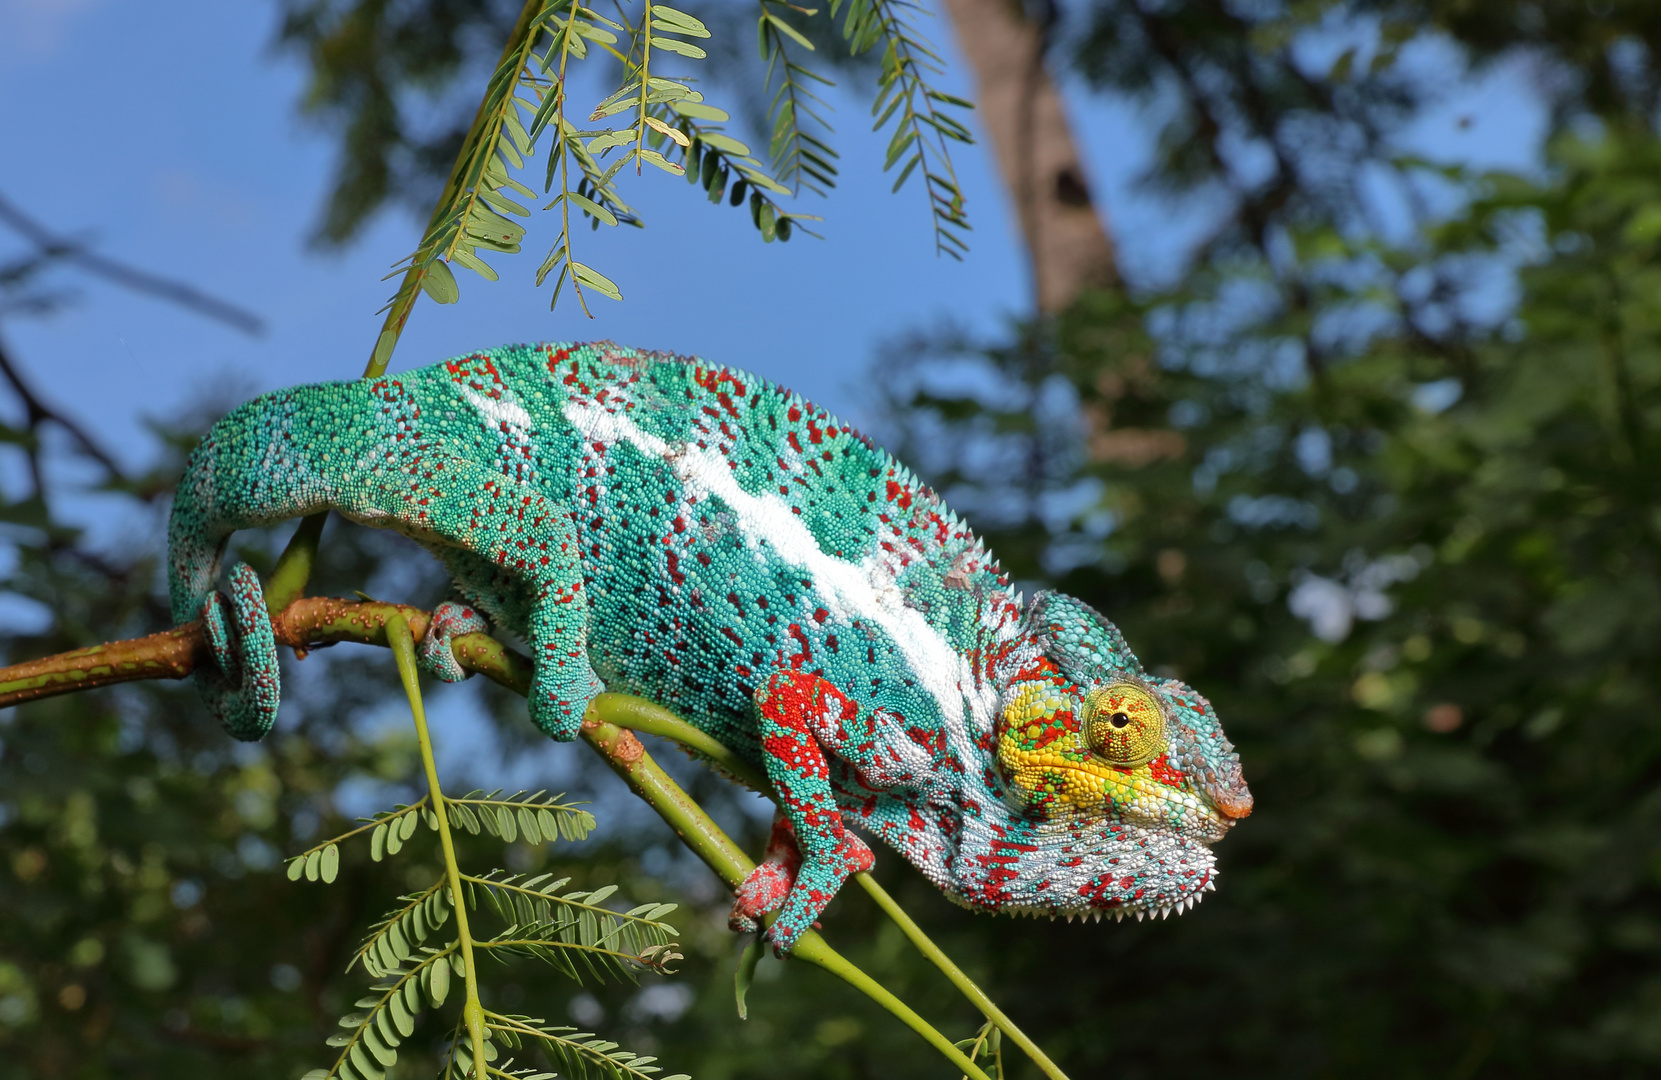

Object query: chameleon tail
[168,388,333,740]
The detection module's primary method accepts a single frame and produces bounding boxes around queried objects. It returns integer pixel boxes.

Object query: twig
[0,332,126,480]
[0,189,263,336]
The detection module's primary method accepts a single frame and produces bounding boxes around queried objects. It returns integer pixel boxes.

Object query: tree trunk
[938,0,1118,312]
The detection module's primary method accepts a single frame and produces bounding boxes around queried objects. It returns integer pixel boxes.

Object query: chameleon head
[947,592,1252,922]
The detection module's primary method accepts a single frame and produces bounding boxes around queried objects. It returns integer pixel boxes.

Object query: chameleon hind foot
[418,601,490,683]
[197,563,280,741]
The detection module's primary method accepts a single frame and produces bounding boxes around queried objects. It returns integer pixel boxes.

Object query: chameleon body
[169,342,1252,951]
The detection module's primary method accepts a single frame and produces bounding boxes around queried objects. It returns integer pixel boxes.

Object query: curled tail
[168,387,337,740]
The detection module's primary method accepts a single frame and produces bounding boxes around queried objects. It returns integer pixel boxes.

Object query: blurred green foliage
[6,0,1661,1077]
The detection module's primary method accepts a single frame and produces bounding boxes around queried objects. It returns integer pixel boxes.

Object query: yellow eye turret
[1083,683,1166,768]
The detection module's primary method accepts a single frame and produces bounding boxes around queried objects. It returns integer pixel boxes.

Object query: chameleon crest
[168,342,1252,950]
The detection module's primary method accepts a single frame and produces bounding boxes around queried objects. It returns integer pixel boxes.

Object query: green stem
[789,933,994,1080]
[386,615,488,1078]
[592,694,773,795]
[579,702,991,1080]
[853,873,1070,1080]
[592,698,1069,1080]
[265,511,328,616]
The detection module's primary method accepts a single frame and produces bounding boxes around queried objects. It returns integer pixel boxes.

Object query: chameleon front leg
[742,669,875,953]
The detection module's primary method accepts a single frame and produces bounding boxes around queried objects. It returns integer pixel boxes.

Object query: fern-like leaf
[484,1014,692,1080]
[465,871,682,984]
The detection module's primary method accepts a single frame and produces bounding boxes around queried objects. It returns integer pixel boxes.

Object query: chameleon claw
[418,601,490,683]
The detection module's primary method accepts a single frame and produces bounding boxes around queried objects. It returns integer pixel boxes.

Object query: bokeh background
[2,0,1658,1076]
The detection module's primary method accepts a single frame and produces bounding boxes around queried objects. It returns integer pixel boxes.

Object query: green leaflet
[421,260,461,304]
[734,934,765,1019]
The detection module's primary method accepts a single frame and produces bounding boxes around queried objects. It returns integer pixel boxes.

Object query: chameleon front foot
[418,601,490,683]
[197,563,281,741]
[729,817,804,933]
[729,816,872,953]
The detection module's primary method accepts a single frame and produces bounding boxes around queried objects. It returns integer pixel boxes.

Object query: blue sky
[0,0,1045,461]
[0,0,1544,473]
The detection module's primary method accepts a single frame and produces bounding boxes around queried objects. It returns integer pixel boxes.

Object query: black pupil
[1109,712,1131,729]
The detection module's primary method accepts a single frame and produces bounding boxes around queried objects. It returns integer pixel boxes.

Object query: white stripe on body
[562,397,1001,760]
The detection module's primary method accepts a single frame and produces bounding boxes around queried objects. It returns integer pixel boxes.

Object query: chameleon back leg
[196,563,282,741]
[338,450,606,738]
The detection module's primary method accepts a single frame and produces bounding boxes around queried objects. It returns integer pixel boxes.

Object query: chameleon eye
[1083,683,1166,768]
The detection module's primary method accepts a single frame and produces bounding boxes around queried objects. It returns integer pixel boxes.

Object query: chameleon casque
[169,341,1252,952]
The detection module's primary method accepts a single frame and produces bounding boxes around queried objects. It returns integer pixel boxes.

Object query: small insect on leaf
[321,844,341,884]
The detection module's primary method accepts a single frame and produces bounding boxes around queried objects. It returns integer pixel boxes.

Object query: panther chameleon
[168,341,1253,952]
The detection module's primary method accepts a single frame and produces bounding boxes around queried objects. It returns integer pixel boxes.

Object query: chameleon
[169,341,1253,952]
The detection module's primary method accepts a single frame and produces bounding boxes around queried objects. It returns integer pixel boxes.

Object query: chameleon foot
[418,601,490,683]
[197,563,280,741]
[766,831,873,953]
[729,815,873,952]
[729,817,804,933]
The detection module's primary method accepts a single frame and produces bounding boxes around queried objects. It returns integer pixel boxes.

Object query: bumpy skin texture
[168,342,1254,951]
